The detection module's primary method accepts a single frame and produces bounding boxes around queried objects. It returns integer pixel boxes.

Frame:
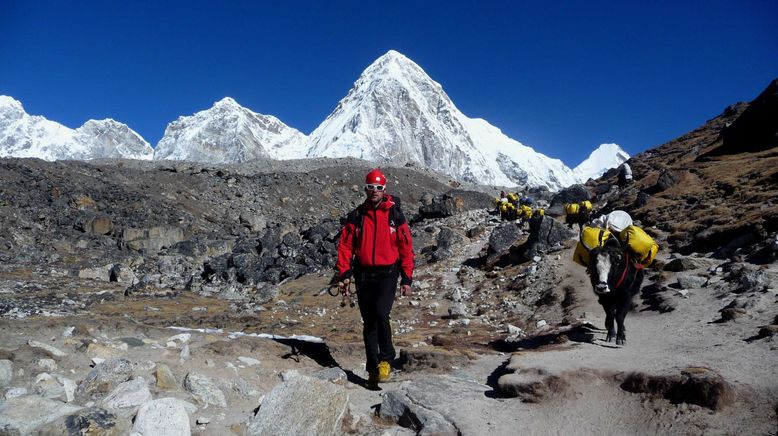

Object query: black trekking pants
[355,267,398,372]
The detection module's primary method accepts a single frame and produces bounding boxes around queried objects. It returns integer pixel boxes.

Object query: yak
[588,238,644,345]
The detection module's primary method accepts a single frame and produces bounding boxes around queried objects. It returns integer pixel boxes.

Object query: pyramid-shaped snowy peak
[307,50,579,189]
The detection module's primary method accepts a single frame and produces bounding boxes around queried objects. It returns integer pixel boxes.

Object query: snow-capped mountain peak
[572,143,630,182]
[153,97,308,163]
[307,50,578,190]
[0,95,152,161]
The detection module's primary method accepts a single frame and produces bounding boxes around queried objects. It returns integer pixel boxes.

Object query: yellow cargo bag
[579,200,593,212]
[564,203,580,215]
[507,193,519,203]
[533,208,545,217]
[619,225,659,267]
[519,205,532,219]
[573,226,612,266]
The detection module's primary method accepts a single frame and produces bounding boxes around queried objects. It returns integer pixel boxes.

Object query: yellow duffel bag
[573,226,612,266]
[579,200,593,212]
[565,203,580,215]
[619,225,659,267]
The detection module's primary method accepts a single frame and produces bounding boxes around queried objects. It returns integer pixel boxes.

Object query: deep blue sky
[2,1,776,167]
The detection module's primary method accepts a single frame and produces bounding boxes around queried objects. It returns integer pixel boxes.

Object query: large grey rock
[379,375,487,435]
[512,216,575,262]
[0,360,12,387]
[548,184,591,214]
[76,358,133,399]
[380,390,457,435]
[183,372,226,407]
[36,407,128,436]
[664,257,714,272]
[0,396,82,435]
[676,274,708,289]
[27,340,67,357]
[486,223,523,265]
[131,398,191,436]
[247,374,349,436]
[102,377,152,409]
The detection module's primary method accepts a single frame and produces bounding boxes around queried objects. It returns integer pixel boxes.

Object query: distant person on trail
[618,162,633,188]
[336,169,414,389]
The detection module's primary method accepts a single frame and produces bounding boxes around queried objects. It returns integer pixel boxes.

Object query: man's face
[365,183,386,204]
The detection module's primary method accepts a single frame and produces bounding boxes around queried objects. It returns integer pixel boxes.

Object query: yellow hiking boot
[377,361,391,383]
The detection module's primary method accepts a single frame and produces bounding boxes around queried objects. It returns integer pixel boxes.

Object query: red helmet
[365,169,387,186]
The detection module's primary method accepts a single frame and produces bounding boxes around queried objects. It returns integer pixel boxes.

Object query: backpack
[618,225,659,267]
[565,203,580,215]
[573,226,612,266]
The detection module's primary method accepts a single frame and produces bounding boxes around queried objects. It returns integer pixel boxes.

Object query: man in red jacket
[336,168,414,388]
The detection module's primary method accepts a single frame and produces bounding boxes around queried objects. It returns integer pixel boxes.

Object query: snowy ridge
[153,97,308,163]
[0,96,152,161]
[307,50,581,190]
[572,143,630,182]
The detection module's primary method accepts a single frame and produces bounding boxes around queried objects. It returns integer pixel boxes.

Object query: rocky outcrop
[247,375,349,436]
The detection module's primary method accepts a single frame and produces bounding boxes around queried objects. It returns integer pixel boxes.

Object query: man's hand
[400,284,412,297]
[339,278,351,296]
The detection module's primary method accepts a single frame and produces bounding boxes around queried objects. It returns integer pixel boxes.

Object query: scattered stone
[447,302,467,319]
[675,289,690,298]
[62,326,76,337]
[0,360,12,387]
[155,364,177,391]
[168,333,191,343]
[380,390,457,435]
[238,356,261,367]
[34,373,67,401]
[91,357,106,367]
[4,387,27,400]
[183,372,227,407]
[27,340,67,357]
[280,369,301,382]
[38,358,58,371]
[536,320,548,328]
[664,257,715,272]
[86,343,126,360]
[131,398,191,436]
[196,416,211,425]
[62,407,127,436]
[0,396,82,435]
[506,324,523,336]
[313,367,348,384]
[102,377,152,409]
[76,358,133,399]
[246,375,349,436]
[676,275,708,289]
[179,344,190,361]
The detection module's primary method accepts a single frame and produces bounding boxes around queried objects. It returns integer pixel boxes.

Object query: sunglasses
[365,184,386,191]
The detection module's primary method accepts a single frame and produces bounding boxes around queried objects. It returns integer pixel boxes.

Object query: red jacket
[336,194,414,285]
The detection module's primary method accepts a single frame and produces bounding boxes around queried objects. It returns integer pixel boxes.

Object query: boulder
[131,398,191,436]
[396,348,469,372]
[183,372,227,407]
[37,407,128,436]
[511,216,575,262]
[548,184,591,214]
[155,364,178,391]
[380,390,457,435]
[0,396,82,435]
[247,375,349,436]
[76,358,133,399]
[102,377,152,409]
[0,360,11,387]
[664,257,714,272]
[486,223,523,266]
